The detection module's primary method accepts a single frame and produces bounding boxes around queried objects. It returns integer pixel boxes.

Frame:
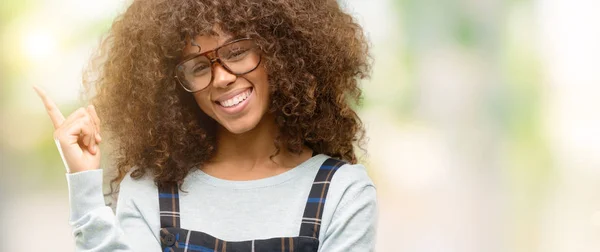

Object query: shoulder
[331,161,375,189]
[119,168,157,192]
[323,158,377,212]
[317,158,377,244]
[115,168,161,225]
[117,168,158,206]
[328,159,376,196]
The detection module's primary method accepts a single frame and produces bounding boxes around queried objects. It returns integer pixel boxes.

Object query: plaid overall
[158,158,347,252]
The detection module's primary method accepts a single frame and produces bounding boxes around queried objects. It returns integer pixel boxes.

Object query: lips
[213,87,254,115]
[217,88,252,107]
[214,87,253,104]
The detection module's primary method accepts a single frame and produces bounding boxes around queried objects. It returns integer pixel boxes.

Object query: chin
[220,117,261,135]
[224,124,255,134]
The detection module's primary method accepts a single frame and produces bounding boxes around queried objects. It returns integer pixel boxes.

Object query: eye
[224,48,250,61]
[192,63,210,75]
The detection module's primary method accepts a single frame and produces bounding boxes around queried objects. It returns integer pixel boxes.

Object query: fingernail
[92,145,97,152]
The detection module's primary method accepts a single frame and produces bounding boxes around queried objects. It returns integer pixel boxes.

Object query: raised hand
[33,85,102,173]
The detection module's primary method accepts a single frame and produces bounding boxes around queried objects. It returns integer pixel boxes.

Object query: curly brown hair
[83,0,371,191]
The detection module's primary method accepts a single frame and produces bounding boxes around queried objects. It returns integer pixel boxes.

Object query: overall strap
[299,158,347,239]
[158,183,181,228]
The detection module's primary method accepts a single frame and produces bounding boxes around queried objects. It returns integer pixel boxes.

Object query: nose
[211,62,237,89]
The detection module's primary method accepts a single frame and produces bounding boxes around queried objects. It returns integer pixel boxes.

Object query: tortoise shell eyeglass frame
[174,38,262,93]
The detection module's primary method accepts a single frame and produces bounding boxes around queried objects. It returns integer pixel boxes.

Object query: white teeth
[220,89,251,108]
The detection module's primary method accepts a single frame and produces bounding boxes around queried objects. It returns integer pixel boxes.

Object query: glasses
[174,38,262,93]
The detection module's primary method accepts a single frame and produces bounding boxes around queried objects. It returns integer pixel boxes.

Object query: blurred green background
[1,0,600,251]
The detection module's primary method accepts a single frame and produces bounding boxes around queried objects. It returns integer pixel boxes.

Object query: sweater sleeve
[66,169,161,251]
[319,184,378,252]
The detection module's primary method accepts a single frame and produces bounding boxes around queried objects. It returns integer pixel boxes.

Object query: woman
[34,0,376,251]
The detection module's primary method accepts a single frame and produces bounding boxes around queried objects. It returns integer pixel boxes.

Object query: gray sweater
[66,154,377,251]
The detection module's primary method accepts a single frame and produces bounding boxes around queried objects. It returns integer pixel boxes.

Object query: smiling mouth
[216,88,253,108]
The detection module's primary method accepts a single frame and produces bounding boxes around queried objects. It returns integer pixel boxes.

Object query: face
[180,30,271,134]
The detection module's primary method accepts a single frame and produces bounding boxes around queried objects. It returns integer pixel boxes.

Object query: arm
[33,85,160,250]
[319,185,378,252]
[67,169,161,251]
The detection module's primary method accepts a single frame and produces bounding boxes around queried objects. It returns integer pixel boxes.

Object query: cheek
[250,66,270,98]
[192,92,214,116]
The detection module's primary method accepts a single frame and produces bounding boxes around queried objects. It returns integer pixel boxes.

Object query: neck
[208,113,311,169]
[213,113,278,162]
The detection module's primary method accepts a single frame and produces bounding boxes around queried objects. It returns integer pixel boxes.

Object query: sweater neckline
[187,154,327,189]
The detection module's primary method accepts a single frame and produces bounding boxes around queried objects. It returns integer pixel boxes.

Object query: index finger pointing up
[33,85,66,129]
